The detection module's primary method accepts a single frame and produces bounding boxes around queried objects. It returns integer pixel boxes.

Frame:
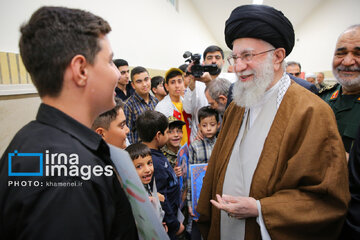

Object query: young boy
[124,66,158,144]
[155,68,191,146]
[0,6,138,239]
[125,142,166,230]
[151,76,167,101]
[187,106,220,239]
[92,98,129,149]
[136,110,185,240]
[162,116,186,175]
[113,59,134,101]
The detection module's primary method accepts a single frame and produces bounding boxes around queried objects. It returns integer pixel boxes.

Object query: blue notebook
[190,163,208,220]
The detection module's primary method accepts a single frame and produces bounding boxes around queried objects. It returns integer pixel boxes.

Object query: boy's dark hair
[136,110,169,142]
[113,59,128,68]
[131,66,148,81]
[165,69,183,84]
[19,6,111,97]
[151,76,165,94]
[203,45,224,60]
[198,106,219,123]
[178,64,188,73]
[125,143,151,161]
[91,98,124,130]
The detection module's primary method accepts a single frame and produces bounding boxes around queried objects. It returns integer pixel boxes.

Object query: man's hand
[187,62,215,87]
[197,72,213,85]
[173,166,182,177]
[210,194,258,219]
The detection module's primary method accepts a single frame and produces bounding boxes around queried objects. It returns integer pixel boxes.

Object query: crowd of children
[90,58,225,239]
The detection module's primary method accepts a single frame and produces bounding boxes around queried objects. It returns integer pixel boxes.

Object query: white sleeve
[256,200,271,240]
[155,100,172,118]
[183,82,208,116]
[183,87,194,114]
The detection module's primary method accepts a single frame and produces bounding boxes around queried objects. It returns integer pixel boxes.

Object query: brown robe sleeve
[197,82,350,240]
[248,84,350,240]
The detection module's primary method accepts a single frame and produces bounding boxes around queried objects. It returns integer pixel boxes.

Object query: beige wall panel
[0,94,40,155]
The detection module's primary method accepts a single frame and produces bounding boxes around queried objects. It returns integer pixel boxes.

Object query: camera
[183,51,219,78]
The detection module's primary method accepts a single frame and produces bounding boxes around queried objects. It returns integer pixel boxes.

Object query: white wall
[0,0,219,154]
[287,0,360,73]
[0,95,41,155]
[0,0,218,70]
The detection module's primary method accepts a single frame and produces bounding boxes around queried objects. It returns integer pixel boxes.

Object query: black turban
[225,5,295,56]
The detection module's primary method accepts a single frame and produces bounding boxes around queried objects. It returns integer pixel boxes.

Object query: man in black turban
[225,5,294,56]
[225,5,318,96]
[197,4,349,240]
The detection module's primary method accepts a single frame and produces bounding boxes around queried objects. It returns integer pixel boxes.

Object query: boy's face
[131,72,151,97]
[165,75,184,99]
[117,65,130,86]
[198,116,219,139]
[102,109,129,149]
[157,128,169,148]
[167,126,183,149]
[87,36,119,114]
[133,155,154,185]
[153,82,167,97]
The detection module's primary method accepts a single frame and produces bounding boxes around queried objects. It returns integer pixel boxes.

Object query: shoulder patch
[318,83,336,94]
[330,90,339,100]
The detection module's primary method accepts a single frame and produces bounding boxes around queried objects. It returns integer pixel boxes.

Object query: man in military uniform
[319,24,360,153]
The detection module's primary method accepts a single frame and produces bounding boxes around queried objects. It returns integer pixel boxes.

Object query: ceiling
[190,0,325,51]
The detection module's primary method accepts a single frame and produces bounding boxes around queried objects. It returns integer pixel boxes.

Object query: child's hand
[188,206,196,217]
[176,223,185,235]
[162,222,168,232]
[149,196,155,203]
[157,192,165,202]
[195,128,204,141]
[174,166,182,177]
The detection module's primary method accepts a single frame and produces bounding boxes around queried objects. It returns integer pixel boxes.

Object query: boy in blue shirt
[136,110,185,239]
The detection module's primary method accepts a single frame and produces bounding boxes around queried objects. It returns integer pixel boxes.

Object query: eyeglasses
[227,49,276,65]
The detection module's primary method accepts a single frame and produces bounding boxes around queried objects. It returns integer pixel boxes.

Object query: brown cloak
[197,82,350,240]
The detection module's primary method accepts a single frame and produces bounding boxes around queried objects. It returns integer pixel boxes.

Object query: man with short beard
[196,5,349,240]
[319,24,360,154]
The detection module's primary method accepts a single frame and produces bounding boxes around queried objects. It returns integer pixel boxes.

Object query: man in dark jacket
[0,6,138,240]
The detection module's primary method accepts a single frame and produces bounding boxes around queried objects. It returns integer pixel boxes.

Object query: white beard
[333,65,360,89]
[233,54,274,108]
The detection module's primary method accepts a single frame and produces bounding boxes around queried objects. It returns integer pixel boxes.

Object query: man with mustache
[325,24,360,240]
[319,24,360,154]
[196,5,349,240]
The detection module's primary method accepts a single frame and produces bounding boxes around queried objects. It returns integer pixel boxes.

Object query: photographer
[183,46,236,142]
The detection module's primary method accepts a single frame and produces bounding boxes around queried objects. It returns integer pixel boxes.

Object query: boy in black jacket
[136,110,185,239]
